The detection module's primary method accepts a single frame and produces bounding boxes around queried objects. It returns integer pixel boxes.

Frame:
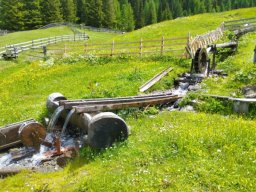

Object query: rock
[180,105,195,112]
[56,156,71,168]
[173,99,182,109]
[179,82,189,90]
[188,84,201,91]
[242,86,256,98]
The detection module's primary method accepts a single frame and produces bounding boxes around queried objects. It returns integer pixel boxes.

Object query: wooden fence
[0,30,8,36]
[84,36,188,58]
[40,22,124,34]
[0,33,89,57]
[224,17,256,31]
[186,23,225,57]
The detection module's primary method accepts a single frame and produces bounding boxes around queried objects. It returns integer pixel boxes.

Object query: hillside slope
[0,8,256,192]
[115,7,256,41]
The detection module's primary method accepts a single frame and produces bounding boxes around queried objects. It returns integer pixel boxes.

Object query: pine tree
[199,2,206,13]
[113,0,121,29]
[171,0,183,18]
[76,0,86,23]
[61,0,77,23]
[0,0,24,30]
[103,0,116,28]
[86,0,103,27]
[144,0,157,25]
[41,0,63,25]
[205,0,213,12]
[22,0,42,29]
[120,1,135,31]
[159,0,172,21]
[130,0,145,29]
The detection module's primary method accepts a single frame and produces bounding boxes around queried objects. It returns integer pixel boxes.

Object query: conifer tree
[120,1,135,31]
[23,0,42,29]
[113,0,121,29]
[76,0,86,23]
[86,0,103,27]
[159,0,172,21]
[103,0,116,28]
[61,0,77,23]
[0,0,24,30]
[130,0,145,29]
[41,0,63,25]
[171,0,183,18]
[144,0,157,25]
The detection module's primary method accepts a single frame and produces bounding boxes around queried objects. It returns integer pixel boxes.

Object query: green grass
[0,27,73,47]
[203,32,256,96]
[0,56,189,126]
[1,112,256,191]
[114,7,256,42]
[0,8,256,191]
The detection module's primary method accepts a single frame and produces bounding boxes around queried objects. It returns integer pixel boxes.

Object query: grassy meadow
[0,7,256,191]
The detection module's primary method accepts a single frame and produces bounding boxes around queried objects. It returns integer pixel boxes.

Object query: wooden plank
[62,94,175,109]
[74,96,182,113]
[225,17,256,24]
[139,66,173,92]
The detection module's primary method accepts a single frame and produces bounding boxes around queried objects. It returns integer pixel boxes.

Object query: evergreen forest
[0,0,255,31]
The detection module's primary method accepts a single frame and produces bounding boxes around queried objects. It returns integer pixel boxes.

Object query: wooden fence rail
[0,33,89,58]
[84,36,188,58]
[224,17,256,31]
[186,23,225,57]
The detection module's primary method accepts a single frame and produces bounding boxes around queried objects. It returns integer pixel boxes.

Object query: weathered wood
[0,119,35,151]
[74,95,182,113]
[140,67,173,92]
[62,93,175,109]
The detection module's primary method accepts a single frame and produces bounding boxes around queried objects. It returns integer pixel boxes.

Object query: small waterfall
[47,106,65,132]
[61,108,75,136]
[0,154,12,169]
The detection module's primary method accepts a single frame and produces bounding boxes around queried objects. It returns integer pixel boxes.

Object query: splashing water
[47,106,65,132]
[0,154,12,169]
[61,108,75,136]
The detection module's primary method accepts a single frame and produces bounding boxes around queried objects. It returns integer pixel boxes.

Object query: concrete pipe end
[87,112,129,149]
[46,93,67,114]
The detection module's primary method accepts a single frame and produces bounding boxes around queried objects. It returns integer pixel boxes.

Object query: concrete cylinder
[46,93,129,149]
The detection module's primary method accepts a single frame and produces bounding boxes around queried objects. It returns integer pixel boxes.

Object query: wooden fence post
[85,43,88,54]
[186,32,191,58]
[161,36,165,56]
[64,44,67,55]
[111,40,115,57]
[140,38,143,57]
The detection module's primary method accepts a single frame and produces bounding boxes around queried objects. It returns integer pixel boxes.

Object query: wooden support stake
[161,36,165,56]
[111,40,115,57]
[85,43,88,54]
[140,38,143,57]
